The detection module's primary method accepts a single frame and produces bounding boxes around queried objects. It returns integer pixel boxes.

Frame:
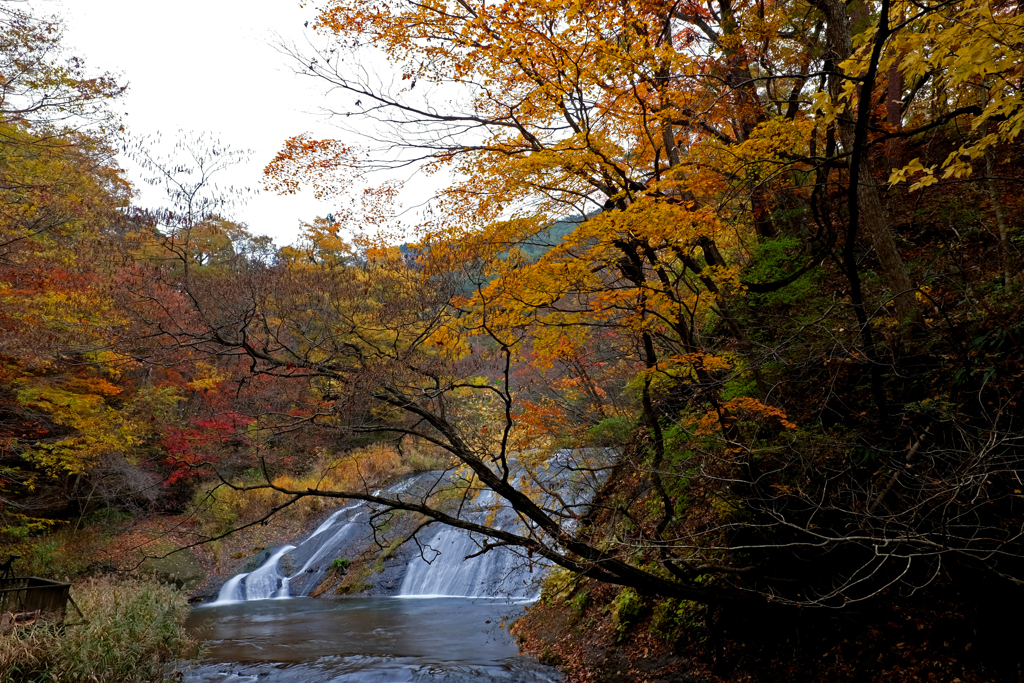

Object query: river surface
[183,596,561,683]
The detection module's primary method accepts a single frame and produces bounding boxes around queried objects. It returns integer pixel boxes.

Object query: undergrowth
[0,576,196,683]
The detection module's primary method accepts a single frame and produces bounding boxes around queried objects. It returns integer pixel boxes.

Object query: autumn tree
[0,3,123,127]
[150,0,1024,620]
[0,4,170,535]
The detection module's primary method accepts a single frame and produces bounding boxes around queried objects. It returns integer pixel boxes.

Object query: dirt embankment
[513,576,1008,683]
[512,580,715,683]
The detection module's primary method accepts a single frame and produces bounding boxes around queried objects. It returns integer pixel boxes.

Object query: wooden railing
[0,576,72,630]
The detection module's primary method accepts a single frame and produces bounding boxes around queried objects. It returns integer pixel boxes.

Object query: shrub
[586,416,633,447]
[610,587,644,640]
[2,519,125,581]
[329,557,351,572]
[649,597,705,643]
[566,588,590,618]
[540,567,579,605]
[402,445,454,472]
[0,576,196,683]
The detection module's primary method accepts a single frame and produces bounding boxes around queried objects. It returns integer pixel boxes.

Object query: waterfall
[399,491,541,600]
[211,502,367,604]
[307,502,360,540]
[243,544,295,599]
[398,526,540,599]
[397,451,610,599]
[212,545,295,604]
[213,572,247,604]
[285,511,366,596]
[207,452,607,604]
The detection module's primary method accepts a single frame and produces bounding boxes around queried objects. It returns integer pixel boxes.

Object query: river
[183,596,561,682]
[182,469,575,682]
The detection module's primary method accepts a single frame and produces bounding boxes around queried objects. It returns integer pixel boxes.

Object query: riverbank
[0,577,195,683]
[512,575,1008,683]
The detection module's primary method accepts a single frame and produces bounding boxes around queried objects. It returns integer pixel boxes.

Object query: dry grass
[0,576,195,683]
[194,441,452,540]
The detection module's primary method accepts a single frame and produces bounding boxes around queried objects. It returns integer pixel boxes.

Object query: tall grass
[0,576,196,683]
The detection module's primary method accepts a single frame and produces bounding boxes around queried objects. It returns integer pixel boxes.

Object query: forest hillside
[2,0,1024,680]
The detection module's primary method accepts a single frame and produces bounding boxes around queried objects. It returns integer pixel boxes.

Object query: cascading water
[244,544,296,599]
[189,457,611,680]
[208,451,609,605]
[211,503,369,604]
[284,510,365,596]
[397,451,611,599]
[214,544,295,603]
[398,491,541,599]
[210,483,542,603]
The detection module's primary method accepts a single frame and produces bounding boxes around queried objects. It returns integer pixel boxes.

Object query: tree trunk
[814,0,920,326]
[985,146,1012,289]
[885,60,905,171]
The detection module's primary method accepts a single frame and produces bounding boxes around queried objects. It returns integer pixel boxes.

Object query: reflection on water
[184,597,561,682]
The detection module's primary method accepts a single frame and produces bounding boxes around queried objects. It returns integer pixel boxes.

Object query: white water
[288,511,366,594]
[211,504,367,604]
[307,502,361,541]
[213,545,295,604]
[399,492,542,600]
[398,527,539,599]
[213,572,247,605]
[210,455,609,604]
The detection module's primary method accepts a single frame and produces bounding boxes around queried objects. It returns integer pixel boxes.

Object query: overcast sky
[46,0,423,247]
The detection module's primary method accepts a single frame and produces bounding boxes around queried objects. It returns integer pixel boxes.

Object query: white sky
[46,0,430,247]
